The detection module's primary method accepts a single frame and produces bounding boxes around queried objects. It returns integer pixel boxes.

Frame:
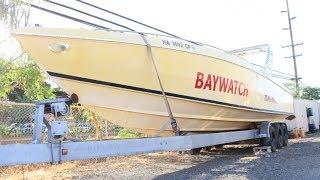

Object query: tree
[284,83,320,100]
[284,83,301,98]
[0,0,30,28]
[0,1,60,102]
[0,56,56,102]
[301,86,320,100]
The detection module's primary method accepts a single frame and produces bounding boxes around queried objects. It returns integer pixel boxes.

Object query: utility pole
[282,0,302,90]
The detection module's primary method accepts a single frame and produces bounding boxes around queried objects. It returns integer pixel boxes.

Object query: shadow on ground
[154,138,320,180]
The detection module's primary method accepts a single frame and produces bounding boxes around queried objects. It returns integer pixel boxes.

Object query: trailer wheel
[273,123,283,149]
[277,124,285,148]
[270,126,278,152]
[281,124,289,147]
[260,125,277,152]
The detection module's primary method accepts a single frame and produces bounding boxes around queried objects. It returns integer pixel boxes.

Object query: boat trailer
[0,98,283,167]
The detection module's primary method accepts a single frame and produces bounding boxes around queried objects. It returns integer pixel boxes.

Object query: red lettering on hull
[203,74,212,90]
[212,75,219,91]
[264,95,277,103]
[219,77,229,92]
[194,72,249,97]
[194,72,204,88]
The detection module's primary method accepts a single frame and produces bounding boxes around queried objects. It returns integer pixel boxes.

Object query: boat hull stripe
[47,71,291,115]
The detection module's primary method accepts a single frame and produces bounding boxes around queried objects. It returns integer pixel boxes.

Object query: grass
[116,128,142,139]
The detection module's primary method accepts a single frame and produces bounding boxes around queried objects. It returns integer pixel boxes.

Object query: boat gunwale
[13,29,294,97]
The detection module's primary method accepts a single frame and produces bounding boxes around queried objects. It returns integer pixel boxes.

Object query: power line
[251,63,295,79]
[271,69,295,77]
[271,74,295,80]
[43,0,135,31]
[27,0,302,86]
[30,4,110,30]
[75,0,181,38]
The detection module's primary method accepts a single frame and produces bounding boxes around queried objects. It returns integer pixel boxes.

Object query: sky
[1,0,319,87]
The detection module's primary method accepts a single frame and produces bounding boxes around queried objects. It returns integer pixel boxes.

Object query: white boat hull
[13,28,294,136]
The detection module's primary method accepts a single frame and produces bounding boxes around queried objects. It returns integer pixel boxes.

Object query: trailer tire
[260,125,277,152]
[273,123,283,149]
[281,124,289,147]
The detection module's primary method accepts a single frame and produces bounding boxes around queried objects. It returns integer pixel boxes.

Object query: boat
[13,27,294,136]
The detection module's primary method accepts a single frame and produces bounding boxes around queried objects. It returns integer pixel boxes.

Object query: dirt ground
[1,132,320,180]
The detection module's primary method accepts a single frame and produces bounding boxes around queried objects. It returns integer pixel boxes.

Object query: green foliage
[0,123,10,137]
[116,128,142,139]
[301,86,320,100]
[284,83,301,98]
[284,83,320,100]
[0,57,56,102]
[0,1,54,102]
[72,107,94,123]
[0,123,23,137]
[68,126,91,136]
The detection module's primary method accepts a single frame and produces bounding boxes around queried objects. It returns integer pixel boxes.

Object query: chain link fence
[0,101,142,145]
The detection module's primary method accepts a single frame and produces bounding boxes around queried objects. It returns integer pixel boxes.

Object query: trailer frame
[0,98,274,167]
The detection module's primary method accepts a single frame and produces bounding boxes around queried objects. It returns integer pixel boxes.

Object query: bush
[116,128,141,139]
[0,124,10,137]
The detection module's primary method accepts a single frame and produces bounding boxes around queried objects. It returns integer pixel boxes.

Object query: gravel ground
[2,132,320,180]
